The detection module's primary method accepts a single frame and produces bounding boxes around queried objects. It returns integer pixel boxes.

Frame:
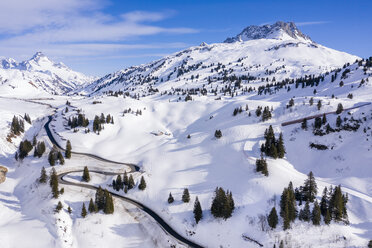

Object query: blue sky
[0,0,371,76]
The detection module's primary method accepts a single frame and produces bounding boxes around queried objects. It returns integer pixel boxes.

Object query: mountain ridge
[224,21,312,43]
[79,22,358,97]
[0,52,94,96]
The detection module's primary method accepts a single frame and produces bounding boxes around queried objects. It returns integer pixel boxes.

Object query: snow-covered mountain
[80,21,358,97]
[224,21,312,43]
[0,52,94,96]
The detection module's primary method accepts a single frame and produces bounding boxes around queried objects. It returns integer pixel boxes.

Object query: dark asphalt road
[45,116,204,248]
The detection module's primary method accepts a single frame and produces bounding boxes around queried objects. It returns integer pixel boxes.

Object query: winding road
[44,116,204,248]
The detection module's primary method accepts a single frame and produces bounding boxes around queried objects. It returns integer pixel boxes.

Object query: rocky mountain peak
[224,21,312,43]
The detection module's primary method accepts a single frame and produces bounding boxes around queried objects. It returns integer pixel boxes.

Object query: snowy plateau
[0,21,371,248]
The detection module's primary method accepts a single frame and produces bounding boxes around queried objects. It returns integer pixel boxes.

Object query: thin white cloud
[296,21,329,26]
[0,0,197,69]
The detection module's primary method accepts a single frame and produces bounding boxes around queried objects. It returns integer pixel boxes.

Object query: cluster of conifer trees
[94,186,114,214]
[233,104,249,116]
[18,140,33,160]
[122,108,142,116]
[24,113,31,124]
[93,113,114,133]
[81,187,115,218]
[10,115,25,136]
[167,186,234,224]
[68,113,89,128]
[112,171,134,192]
[34,141,46,158]
[260,125,285,159]
[111,171,146,192]
[255,106,273,122]
[48,145,65,166]
[47,168,64,199]
[267,172,348,230]
[39,167,61,199]
[211,187,235,219]
[256,154,268,176]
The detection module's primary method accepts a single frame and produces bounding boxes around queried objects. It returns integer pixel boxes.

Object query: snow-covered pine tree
[182,188,190,203]
[193,196,203,224]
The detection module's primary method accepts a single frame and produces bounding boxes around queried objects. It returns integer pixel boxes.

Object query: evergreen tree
[256,154,268,176]
[227,190,235,214]
[32,135,37,146]
[279,240,284,248]
[18,139,33,159]
[303,171,317,202]
[123,171,128,186]
[11,116,24,135]
[182,188,190,203]
[312,200,321,225]
[82,166,90,182]
[324,208,331,225]
[314,117,322,129]
[138,176,146,190]
[103,190,114,214]
[214,129,222,139]
[93,115,102,133]
[277,132,286,158]
[95,186,105,210]
[320,187,328,217]
[269,144,278,159]
[287,98,295,108]
[309,97,314,106]
[67,206,72,214]
[168,193,174,204]
[88,198,97,213]
[65,140,72,159]
[100,113,105,124]
[48,150,56,166]
[282,203,290,230]
[39,166,47,183]
[299,201,311,222]
[336,103,344,114]
[50,168,59,198]
[267,207,278,229]
[322,113,327,124]
[124,185,128,194]
[193,196,203,224]
[55,201,63,213]
[301,119,307,130]
[317,100,322,110]
[34,141,46,158]
[128,174,135,190]
[57,151,65,165]
[368,240,372,248]
[115,174,122,191]
[81,203,87,218]
[336,115,342,127]
[211,187,234,219]
[280,182,297,229]
[287,182,297,222]
[330,185,348,222]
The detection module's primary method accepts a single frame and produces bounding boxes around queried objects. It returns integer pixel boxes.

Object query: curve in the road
[45,116,204,248]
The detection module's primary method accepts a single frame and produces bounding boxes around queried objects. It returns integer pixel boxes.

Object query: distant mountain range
[0,52,94,96]
[79,21,358,97]
[0,22,360,97]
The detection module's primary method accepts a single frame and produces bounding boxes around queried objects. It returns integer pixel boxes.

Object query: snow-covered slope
[52,58,372,247]
[0,52,93,97]
[80,22,358,97]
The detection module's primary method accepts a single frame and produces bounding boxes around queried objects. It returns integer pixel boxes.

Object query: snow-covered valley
[0,21,372,248]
